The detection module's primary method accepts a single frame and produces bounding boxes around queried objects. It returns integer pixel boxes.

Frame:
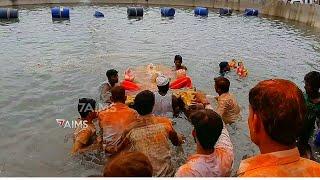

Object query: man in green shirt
[298,71,320,158]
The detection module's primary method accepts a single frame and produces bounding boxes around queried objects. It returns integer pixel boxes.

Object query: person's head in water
[103,151,153,177]
[219,61,230,75]
[248,79,306,152]
[174,55,183,69]
[106,69,119,86]
[110,86,126,104]
[156,74,170,94]
[189,109,223,152]
[304,71,320,99]
[134,90,155,115]
[78,98,96,122]
[214,76,230,96]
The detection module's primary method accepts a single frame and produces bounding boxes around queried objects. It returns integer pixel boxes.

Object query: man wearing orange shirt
[175,109,234,177]
[237,79,320,177]
[98,86,138,155]
[114,90,184,177]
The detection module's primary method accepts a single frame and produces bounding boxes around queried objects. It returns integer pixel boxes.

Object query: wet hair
[190,109,223,150]
[219,61,228,69]
[103,152,153,177]
[110,86,126,103]
[304,71,320,90]
[78,98,96,118]
[106,69,118,79]
[174,55,182,63]
[157,82,170,94]
[219,61,230,74]
[134,90,155,115]
[214,76,230,93]
[249,79,306,146]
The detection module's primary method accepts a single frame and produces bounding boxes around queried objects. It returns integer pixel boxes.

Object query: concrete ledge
[1,0,320,28]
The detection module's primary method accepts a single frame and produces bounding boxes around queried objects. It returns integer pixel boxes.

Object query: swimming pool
[0,4,320,176]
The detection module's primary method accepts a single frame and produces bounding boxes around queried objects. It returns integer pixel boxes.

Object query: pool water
[0,4,320,176]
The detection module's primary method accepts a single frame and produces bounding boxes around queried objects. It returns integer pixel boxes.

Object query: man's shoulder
[239,157,320,177]
[153,116,172,124]
[175,156,208,177]
[100,103,134,112]
[98,106,138,123]
[299,157,320,170]
[175,163,197,177]
[182,65,188,70]
[99,81,111,90]
[154,115,171,121]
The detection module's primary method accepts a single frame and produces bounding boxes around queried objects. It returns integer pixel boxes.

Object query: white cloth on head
[156,74,170,87]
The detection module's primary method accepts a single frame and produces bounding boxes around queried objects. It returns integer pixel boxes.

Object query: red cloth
[121,80,140,91]
[170,77,192,89]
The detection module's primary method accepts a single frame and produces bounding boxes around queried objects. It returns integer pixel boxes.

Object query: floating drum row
[127,7,143,17]
[194,7,208,16]
[244,8,259,16]
[1,6,258,20]
[0,8,18,19]
[51,7,69,19]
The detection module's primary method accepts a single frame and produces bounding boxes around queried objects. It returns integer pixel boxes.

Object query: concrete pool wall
[1,0,320,28]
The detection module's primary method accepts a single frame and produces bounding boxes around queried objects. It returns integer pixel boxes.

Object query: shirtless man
[100,69,119,105]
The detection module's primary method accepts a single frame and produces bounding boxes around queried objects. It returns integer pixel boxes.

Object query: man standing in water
[213,77,241,124]
[238,79,320,177]
[174,55,188,71]
[153,74,183,117]
[114,90,184,177]
[100,69,119,105]
[72,98,100,154]
[297,71,320,158]
[98,86,138,155]
[219,61,230,76]
[175,109,234,177]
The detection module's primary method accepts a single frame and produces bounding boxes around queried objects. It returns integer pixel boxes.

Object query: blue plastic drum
[219,8,233,16]
[0,8,18,19]
[161,7,175,17]
[244,8,259,16]
[315,131,320,147]
[94,11,104,18]
[51,7,70,19]
[127,7,143,17]
[194,7,208,16]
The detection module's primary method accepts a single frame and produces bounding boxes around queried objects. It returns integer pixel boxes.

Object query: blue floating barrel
[315,131,320,147]
[51,7,70,19]
[94,11,104,18]
[219,8,232,16]
[127,7,143,17]
[244,8,259,16]
[194,7,208,16]
[0,8,18,19]
[161,7,175,17]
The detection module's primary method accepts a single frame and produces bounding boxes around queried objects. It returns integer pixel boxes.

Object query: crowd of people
[71,55,320,177]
